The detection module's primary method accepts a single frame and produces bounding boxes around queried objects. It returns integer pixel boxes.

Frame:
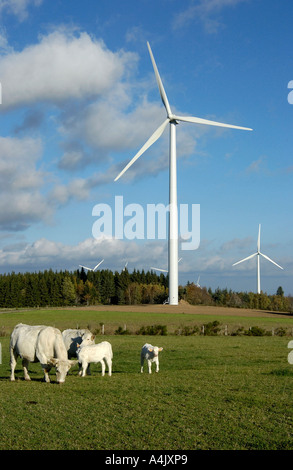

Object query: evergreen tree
[276,286,284,297]
[62,276,76,305]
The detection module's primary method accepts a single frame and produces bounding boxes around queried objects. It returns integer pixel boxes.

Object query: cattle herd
[9,323,163,383]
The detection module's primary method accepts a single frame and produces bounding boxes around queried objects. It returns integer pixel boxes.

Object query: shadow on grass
[269,368,293,377]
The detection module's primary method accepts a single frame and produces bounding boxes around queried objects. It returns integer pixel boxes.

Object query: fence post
[101,324,104,335]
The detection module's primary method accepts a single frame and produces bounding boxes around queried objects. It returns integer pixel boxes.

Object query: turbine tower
[115,42,252,305]
[232,224,283,294]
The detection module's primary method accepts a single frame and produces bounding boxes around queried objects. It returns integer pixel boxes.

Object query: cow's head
[49,358,77,384]
[148,346,163,357]
[79,333,95,348]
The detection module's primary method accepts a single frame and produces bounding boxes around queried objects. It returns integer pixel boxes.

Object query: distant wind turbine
[122,261,128,272]
[232,224,283,294]
[115,42,252,305]
[196,275,201,288]
[79,259,104,272]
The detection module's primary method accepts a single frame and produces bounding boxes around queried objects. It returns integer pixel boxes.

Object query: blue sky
[0,0,292,295]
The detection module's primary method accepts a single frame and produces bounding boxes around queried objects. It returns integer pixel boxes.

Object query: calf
[62,328,95,375]
[140,343,163,374]
[77,341,112,377]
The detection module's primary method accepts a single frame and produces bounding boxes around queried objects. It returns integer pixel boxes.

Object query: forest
[0,268,292,313]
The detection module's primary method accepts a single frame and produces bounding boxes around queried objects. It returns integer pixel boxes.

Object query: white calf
[140,343,163,374]
[77,341,112,377]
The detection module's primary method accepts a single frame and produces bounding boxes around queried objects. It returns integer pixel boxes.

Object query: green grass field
[0,308,293,450]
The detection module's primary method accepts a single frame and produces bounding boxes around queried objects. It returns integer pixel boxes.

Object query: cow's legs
[78,360,88,377]
[42,365,51,382]
[10,349,18,381]
[155,358,159,373]
[100,359,106,376]
[104,357,112,376]
[147,359,152,374]
[22,358,31,381]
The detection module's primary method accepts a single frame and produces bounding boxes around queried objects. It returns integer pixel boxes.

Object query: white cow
[62,328,95,375]
[62,328,95,357]
[140,343,163,374]
[77,341,113,377]
[10,323,77,383]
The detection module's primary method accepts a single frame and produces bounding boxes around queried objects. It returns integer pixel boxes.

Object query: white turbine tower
[115,42,252,305]
[232,224,283,294]
[79,259,104,272]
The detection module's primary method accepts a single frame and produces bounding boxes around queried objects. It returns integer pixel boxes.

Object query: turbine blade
[151,267,168,273]
[232,253,257,266]
[114,119,169,181]
[257,224,261,252]
[147,42,172,117]
[93,259,104,271]
[79,265,92,271]
[173,114,252,131]
[260,253,283,270]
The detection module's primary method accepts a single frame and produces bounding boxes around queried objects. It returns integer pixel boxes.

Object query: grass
[0,308,293,450]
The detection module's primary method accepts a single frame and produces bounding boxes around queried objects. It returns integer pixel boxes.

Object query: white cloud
[0,236,168,272]
[0,136,54,230]
[0,0,42,21]
[173,0,249,34]
[220,237,253,253]
[50,178,90,205]
[0,30,137,108]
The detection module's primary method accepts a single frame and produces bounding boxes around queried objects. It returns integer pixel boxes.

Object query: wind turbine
[79,259,104,272]
[232,224,283,294]
[196,275,201,288]
[115,42,252,305]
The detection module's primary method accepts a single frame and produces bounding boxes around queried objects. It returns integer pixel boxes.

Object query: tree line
[0,268,291,313]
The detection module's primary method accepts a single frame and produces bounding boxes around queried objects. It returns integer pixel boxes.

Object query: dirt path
[63,301,292,319]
